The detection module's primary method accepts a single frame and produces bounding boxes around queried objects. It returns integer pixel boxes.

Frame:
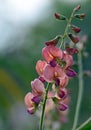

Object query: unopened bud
[74,13,85,20]
[68,33,79,43]
[54,13,66,20]
[66,47,79,55]
[58,89,67,99]
[60,103,68,111]
[45,35,60,46]
[74,5,81,11]
[66,68,77,77]
[71,25,81,33]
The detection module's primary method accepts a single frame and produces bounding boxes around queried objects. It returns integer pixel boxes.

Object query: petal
[54,65,65,78]
[58,88,67,99]
[27,107,35,114]
[24,92,34,108]
[59,103,68,111]
[42,46,54,62]
[63,51,73,68]
[42,46,63,62]
[43,64,54,82]
[45,36,60,46]
[50,46,63,59]
[36,60,47,75]
[32,96,41,104]
[59,75,69,88]
[31,79,45,96]
[66,68,77,77]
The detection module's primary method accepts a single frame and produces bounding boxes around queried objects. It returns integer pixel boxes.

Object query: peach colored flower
[43,64,65,82]
[24,92,35,114]
[42,45,63,62]
[36,60,47,76]
[59,75,69,88]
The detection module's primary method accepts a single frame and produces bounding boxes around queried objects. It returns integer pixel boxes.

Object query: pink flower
[63,51,73,69]
[31,79,45,96]
[45,36,60,46]
[36,60,47,76]
[59,75,69,88]
[57,88,67,99]
[43,64,65,82]
[24,92,35,114]
[42,45,63,62]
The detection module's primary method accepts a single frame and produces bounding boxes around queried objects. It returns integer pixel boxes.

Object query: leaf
[76,117,91,130]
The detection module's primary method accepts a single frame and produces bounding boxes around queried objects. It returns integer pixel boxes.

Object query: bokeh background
[0,0,91,130]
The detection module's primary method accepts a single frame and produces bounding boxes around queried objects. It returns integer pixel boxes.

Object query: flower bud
[74,13,85,20]
[45,36,60,46]
[58,88,67,99]
[54,13,66,20]
[60,103,68,111]
[74,5,81,11]
[71,25,81,33]
[68,33,79,43]
[66,68,77,77]
[66,47,79,55]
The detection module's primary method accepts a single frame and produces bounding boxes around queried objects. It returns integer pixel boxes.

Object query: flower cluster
[24,5,85,127]
[24,37,77,115]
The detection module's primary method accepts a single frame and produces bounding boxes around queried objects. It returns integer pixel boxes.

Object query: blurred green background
[0,0,91,130]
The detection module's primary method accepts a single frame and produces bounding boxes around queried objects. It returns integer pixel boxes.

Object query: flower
[31,78,45,96]
[36,60,47,76]
[24,92,35,114]
[43,64,65,83]
[58,88,67,99]
[42,45,63,62]
[63,51,73,68]
[58,75,69,88]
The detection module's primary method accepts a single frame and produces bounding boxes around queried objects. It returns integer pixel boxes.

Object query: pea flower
[24,92,35,114]
[42,45,63,62]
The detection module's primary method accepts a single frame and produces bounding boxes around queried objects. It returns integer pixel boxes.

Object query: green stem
[60,9,75,48]
[76,117,91,130]
[39,83,50,130]
[72,52,84,130]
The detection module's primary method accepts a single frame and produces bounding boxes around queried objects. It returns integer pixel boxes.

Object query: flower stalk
[39,83,50,130]
[72,51,84,130]
[60,9,75,48]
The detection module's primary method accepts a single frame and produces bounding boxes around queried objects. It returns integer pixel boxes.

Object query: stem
[76,117,91,130]
[60,9,75,48]
[39,83,50,130]
[72,52,84,130]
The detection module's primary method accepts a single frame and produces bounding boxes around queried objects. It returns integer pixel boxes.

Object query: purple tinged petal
[39,76,45,83]
[32,96,41,104]
[27,108,35,114]
[66,68,77,77]
[50,60,57,67]
[60,103,68,111]
[55,78,60,86]
[58,89,67,99]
